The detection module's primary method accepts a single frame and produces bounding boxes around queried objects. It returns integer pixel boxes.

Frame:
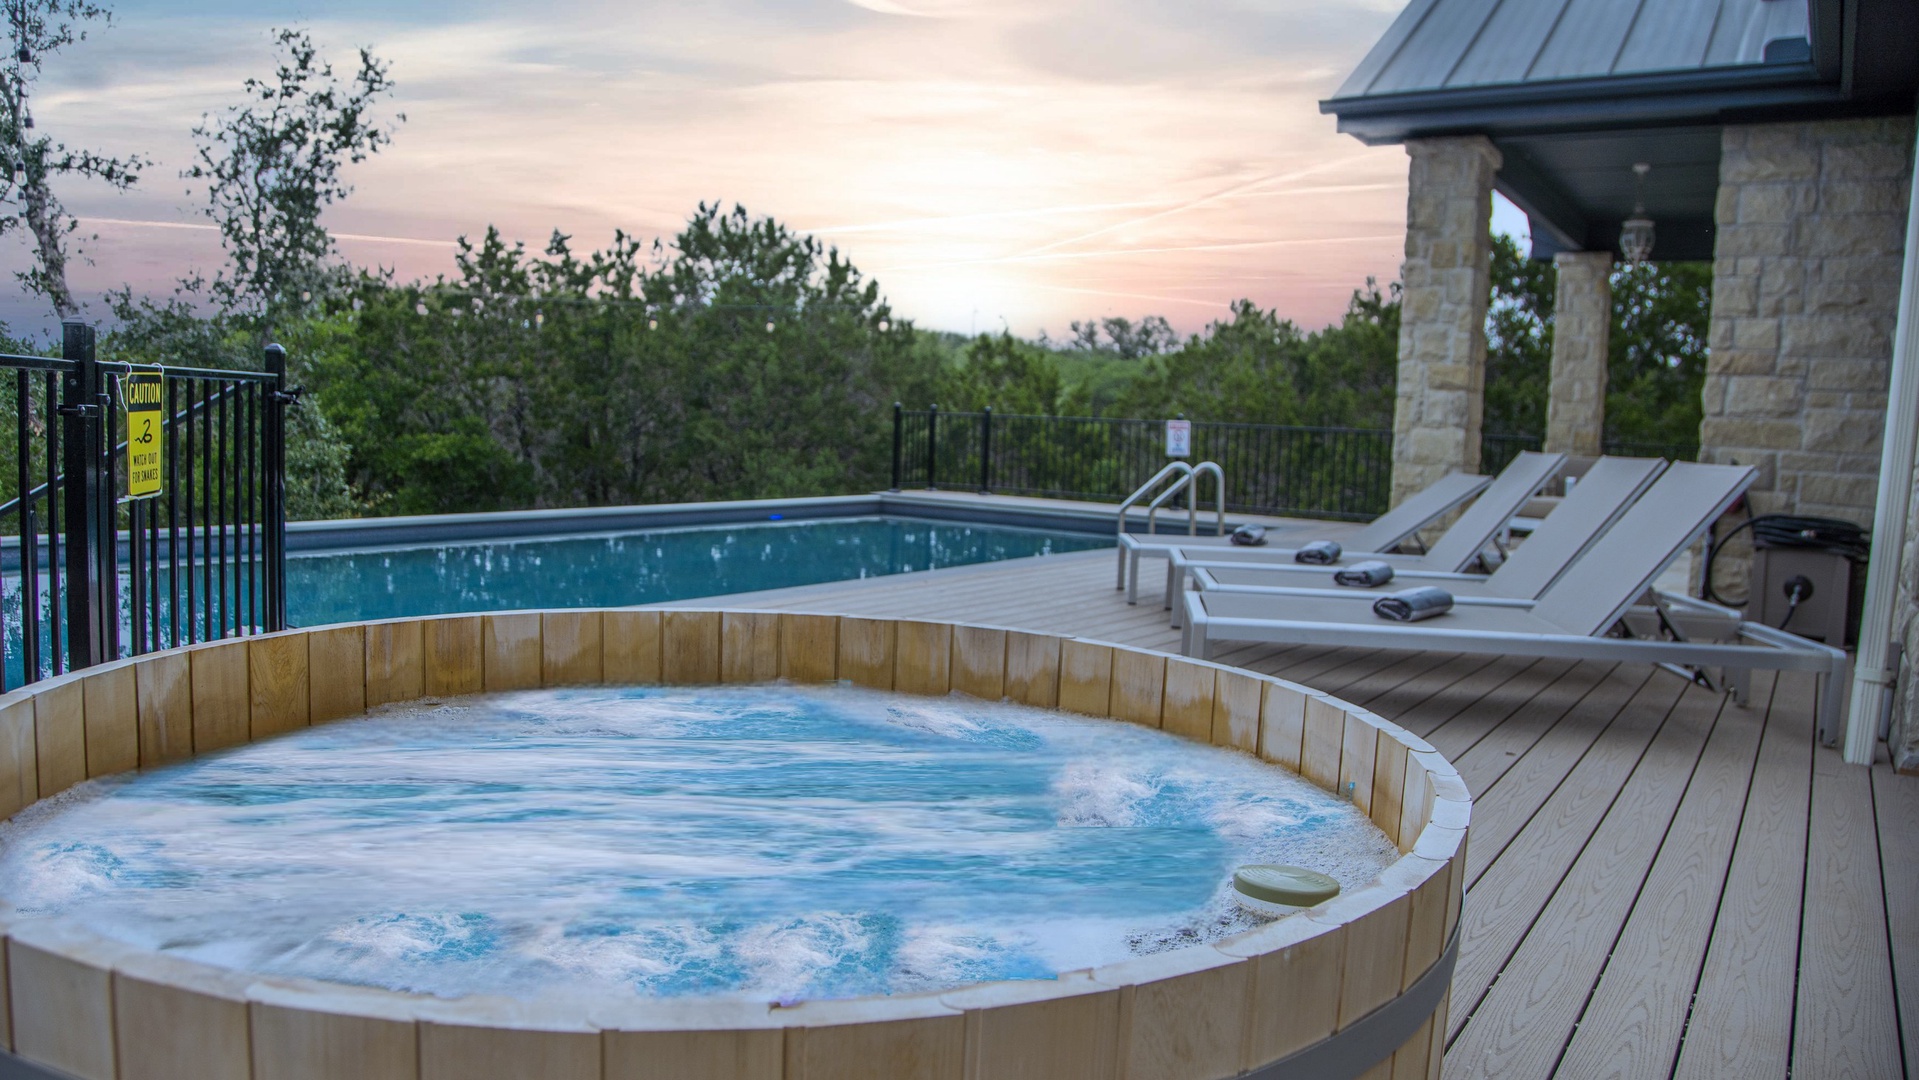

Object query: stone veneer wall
[1544,251,1612,457]
[1698,116,1915,596]
[1391,136,1501,508]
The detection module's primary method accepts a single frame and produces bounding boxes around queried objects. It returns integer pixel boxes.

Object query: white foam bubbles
[0,684,1400,1002]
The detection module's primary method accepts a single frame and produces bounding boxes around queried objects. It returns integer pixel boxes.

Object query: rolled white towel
[1373,586,1454,622]
[1333,560,1395,587]
[1294,540,1341,565]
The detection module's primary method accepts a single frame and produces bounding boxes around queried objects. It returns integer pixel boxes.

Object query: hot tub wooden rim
[0,610,1471,1080]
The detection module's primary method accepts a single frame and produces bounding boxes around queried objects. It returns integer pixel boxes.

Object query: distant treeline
[79,207,1707,520]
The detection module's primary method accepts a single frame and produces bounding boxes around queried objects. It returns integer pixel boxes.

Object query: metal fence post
[59,319,107,670]
[263,343,289,632]
[979,406,993,495]
[890,402,903,492]
[926,403,939,490]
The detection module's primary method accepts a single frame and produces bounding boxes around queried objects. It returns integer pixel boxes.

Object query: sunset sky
[0,0,1529,341]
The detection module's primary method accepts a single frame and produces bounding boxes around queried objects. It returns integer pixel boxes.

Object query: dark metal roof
[1321,0,1918,261]
[1334,0,1809,102]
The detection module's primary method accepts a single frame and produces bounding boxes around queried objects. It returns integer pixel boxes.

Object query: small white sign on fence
[1165,418,1191,459]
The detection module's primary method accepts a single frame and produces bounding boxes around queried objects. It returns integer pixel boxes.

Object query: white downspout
[1844,112,1919,765]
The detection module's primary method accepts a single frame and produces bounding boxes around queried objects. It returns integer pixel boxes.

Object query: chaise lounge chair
[1169,455,1667,626]
[1116,470,1492,600]
[1180,462,1854,739]
[1128,450,1566,607]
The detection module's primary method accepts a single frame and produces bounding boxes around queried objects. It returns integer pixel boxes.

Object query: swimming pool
[1,517,1108,684]
[286,516,1109,626]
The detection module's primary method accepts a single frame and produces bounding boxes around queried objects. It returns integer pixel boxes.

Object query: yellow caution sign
[122,369,164,499]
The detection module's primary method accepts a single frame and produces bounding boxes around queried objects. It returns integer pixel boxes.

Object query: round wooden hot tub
[0,610,1468,1080]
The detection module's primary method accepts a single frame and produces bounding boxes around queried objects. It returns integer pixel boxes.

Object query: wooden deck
[685,547,1917,1080]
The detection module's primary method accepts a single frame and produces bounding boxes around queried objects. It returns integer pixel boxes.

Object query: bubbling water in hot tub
[0,685,1397,1003]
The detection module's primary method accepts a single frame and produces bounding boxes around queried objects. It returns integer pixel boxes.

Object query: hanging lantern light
[1619,162,1655,265]
[535,310,544,328]
[415,301,428,316]
[877,319,890,333]
[647,317,658,331]
[765,319,776,333]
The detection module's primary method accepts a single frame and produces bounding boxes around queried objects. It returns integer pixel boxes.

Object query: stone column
[1698,116,1915,600]
[1545,251,1612,456]
[1391,136,1501,506]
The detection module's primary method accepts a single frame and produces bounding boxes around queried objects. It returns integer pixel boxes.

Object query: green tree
[936,333,1063,415]
[304,205,928,513]
[1107,283,1397,429]
[1483,232,1554,437]
[0,0,145,317]
[1479,232,1710,455]
[186,27,401,330]
[1606,258,1710,452]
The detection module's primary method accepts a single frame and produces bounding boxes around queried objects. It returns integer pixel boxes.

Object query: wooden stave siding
[0,609,1470,1080]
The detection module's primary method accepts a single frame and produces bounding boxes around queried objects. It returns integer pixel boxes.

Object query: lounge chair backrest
[1347,471,1495,552]
[1418,451,1567,571]
[1530,462,1757,636]
[1481,456,1667,599]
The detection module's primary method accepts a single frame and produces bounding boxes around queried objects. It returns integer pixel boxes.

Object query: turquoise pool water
[0,517,1109,684]
[289,516,1109,625]
[0,685,1397,1002]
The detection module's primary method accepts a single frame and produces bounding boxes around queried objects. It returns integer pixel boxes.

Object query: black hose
[1702,513,1870,607]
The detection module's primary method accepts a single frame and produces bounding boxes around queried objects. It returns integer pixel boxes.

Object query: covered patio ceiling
[1322,0,1919,261]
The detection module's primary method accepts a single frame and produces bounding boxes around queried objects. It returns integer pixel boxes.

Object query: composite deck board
[1553,674,1776,1080]
[1446,668,1688,1028]
[1380,656,1561,746]
[1795,743,1903,1078]
[1455,665,1659,885]
[1319,648,1474,705]
[1355,653,1516,720]
[677,536,1918,1080]
[1440,660,1618,794]
[1671,671,1817,1080]
[1442,678,1726,1079]
[1876,762,1919,1076]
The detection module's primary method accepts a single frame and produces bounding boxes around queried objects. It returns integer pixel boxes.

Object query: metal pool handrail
[1142,461,1227,538]
[1117,462,1192,587]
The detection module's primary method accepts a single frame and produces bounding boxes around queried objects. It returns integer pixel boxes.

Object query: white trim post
[1844,113,1919,765]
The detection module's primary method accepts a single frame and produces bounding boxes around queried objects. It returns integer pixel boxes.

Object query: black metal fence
[1481,431,1699,476]
[889,407,1698,521]
[0,322,290,690]
[890,406,1393,520]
